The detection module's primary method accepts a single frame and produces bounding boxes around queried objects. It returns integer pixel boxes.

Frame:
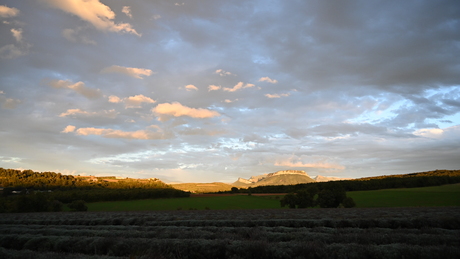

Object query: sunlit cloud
[41,0,141,36]
[223,82,255,92]
[185,84,198,91]
[122,6,132,19]
[75,125,170,140]
[108,95,122,103]
[48,79,102,99]
[107,94,155,108]
[101,65,154,79]
[414,128,444,139]
[61,125,76,133]
[152,102,220,121]
[259,77,278,84]
[215,69,234,77]
[274,158,345,170]
[11,28,22,42]
[265,93,290,98]
[0,5,19,18]
[0,27,31,59]
[208,85,221,91]
[59,108,118,118]
[125,94,156,108]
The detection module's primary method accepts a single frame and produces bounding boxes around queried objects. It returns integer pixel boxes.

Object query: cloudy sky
[1,0,459,183]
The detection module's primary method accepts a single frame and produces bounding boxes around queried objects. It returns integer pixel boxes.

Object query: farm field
[347,183,460,208]
[0,207,459,258]
[86,184,460,212]
[87,194,284,212]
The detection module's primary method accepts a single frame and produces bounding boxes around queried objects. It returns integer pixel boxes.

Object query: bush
[341,197,356,208]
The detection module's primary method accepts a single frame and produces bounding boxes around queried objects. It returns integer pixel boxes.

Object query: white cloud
[185,84,198,91]
[259,77,278,84]
[61,125,76,133]
[208,85,221,91]
[11,28,22,42]
[414,128,444,139]
[152,102,220,121]
[125,94,156,108]
[41,0,140,36]
[101,65,154,79]
[223,82,255,92]
[48,79,102,99]
[122,6,132,19]
[0,5,19,18]
[75,125,169,140]
[265,93,290,98]
[59,108,118,118]
[215,69,234,76]
[175,3,185,6]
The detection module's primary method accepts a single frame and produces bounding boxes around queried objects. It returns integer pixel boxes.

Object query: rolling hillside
[233,170,316,187]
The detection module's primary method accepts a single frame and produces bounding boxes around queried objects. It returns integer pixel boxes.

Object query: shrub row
[1,225,458,247]
[0,235,459,259]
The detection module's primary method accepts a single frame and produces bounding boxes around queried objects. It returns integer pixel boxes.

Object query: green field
[87,184,460,211]
[347,183,460,208]
[87,194,284,211]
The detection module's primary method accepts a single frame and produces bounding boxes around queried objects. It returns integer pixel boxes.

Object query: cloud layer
[0,0,459,183]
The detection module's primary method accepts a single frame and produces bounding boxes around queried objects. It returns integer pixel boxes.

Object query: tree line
[0,168,190,213]
[234,169,460,194]
[0,168,171,190]
[280,183,356,209]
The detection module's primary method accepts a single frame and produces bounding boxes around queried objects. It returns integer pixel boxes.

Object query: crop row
[1,226,458,246]
[1,207,459,258]
[0,235,459,259]
[1,217,459,230]
[1,207,458,224]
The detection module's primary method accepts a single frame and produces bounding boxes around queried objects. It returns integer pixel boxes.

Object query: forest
[0,168,189,213]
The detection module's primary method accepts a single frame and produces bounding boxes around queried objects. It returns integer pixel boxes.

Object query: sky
[0,0,459,183]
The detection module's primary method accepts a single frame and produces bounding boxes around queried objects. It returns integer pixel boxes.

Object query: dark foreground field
[1,207,459,259]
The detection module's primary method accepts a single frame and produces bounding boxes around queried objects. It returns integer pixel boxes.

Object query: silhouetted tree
[296,189,315,208]
[317,189,338,208]
[280,193,297,208]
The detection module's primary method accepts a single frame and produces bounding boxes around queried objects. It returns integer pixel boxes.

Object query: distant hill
[233,170,315,187]
[170,182,234,193]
